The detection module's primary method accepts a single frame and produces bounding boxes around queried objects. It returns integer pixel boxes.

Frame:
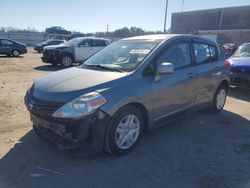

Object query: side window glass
[209,46,218,62]
[1,40,13,45]
[193,43,210,64]
[79,39,93,47]
[157,43,191,69]
[94,40,106,47]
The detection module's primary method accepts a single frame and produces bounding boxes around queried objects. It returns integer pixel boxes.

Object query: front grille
[43,49,53,57]
[232,66,250,74]
[25,92,62,118]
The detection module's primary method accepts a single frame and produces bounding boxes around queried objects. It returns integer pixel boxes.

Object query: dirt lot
[0,48,250,188]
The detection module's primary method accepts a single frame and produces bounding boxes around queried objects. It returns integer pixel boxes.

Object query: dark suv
[0,38,27,57]
[34,39,65,53]
[25,34,229,156]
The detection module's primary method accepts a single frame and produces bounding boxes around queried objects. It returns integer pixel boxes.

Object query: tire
[60,54,73,67]
[105,106,144,156]
[12,49,20,57]
[210,84,227,113]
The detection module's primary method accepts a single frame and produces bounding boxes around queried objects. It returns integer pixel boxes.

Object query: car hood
[31,67,128,103]
[43,44,68,50]
[230,57,250,67]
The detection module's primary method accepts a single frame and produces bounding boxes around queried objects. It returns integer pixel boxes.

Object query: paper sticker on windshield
[130,49,150,54]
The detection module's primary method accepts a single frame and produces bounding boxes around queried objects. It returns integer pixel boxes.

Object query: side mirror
[156,62,174,75]
[155,62,174,82]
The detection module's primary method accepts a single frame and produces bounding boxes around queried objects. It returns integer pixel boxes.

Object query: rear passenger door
[75,39,94,61]
[191,39,222,104]
[152,38,198,121]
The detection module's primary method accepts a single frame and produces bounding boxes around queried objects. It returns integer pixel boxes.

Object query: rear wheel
[105,106,144,156]
[12,49,20,57]
[60,54,73,67]
[210,85,227,113]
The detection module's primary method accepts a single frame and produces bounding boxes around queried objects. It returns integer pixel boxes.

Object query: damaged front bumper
[25,93,111,151]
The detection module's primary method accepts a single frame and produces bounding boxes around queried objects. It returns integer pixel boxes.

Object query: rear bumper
[231,72,250,88]
[34,46,43,52]
[20,48,27,54]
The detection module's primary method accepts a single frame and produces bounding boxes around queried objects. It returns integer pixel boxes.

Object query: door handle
[187,73,193,78]
[215,66,219,71]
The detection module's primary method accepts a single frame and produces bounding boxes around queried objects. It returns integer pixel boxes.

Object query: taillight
[224,60,232,72]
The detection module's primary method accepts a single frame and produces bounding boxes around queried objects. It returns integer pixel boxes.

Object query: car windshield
[234,44,250,57]
[82,39,161,72]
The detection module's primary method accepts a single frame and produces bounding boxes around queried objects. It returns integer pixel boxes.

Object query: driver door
[75,39,94,61]
[151,39,198,122]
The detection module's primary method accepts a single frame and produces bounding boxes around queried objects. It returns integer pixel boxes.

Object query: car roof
[0,37,17,42]
[121,34,217,45]
[122,34,180,41]
[73,37,111,41]
[0,37,12,41]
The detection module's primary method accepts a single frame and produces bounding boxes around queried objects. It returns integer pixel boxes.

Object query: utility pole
[106,24,109,33]
[181,0,184,12]
[163,0,169,33]
[219,8,224,30]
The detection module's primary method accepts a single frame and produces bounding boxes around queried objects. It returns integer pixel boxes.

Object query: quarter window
[193,43,218,64]
[157,43,191,69]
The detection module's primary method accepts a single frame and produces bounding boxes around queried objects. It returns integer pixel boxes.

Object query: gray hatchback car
[25,34,229,155]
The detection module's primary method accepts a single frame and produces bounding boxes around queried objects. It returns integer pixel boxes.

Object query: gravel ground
[0,48,250,188]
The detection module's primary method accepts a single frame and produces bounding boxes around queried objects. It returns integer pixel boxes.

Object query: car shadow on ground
[1,110,250,188]
[0,55,24,58]
[33,65,64,72]
[228,87,250,102]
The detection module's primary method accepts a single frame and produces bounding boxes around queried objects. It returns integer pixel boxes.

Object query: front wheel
[210,85,227,113]
[60,54,73,67]
[105,106,144,156]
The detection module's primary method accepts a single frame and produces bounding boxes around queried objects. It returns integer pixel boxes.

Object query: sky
[0,0,249,33]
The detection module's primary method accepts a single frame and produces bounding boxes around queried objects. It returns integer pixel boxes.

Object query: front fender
[99,76,153,123]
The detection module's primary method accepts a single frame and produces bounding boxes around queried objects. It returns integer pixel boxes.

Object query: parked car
[25,34,229,156]
[225,42,250,88]
[41,37,111,67]
[45,26,71,35]
[34,39,65,53]
[223,43,237,59]
[0,38,27,57]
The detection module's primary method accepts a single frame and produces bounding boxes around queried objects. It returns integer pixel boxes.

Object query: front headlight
[52,92,107,118]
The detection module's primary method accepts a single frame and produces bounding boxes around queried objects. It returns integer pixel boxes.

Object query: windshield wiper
[83,64,123,72]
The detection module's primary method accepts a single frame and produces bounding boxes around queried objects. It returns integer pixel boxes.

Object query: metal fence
[0,32,70,46]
